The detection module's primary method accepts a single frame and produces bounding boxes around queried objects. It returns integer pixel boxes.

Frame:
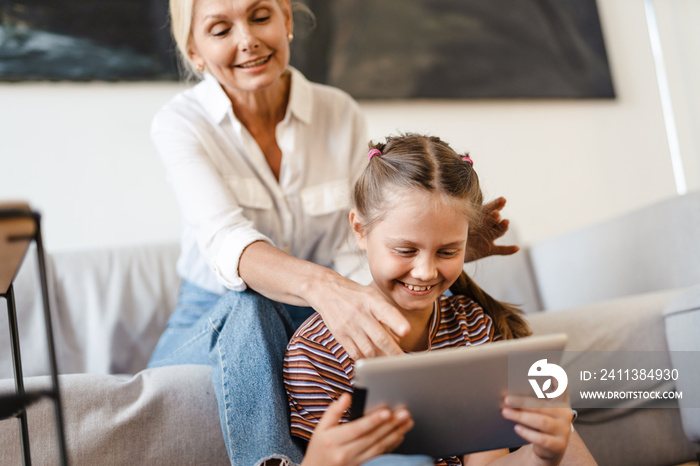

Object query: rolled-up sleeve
[151,108,272,291]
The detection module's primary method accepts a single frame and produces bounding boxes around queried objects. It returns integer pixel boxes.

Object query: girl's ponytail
[449,271,531,340]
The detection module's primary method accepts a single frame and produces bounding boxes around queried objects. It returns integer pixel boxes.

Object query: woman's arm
[240,240,408,358]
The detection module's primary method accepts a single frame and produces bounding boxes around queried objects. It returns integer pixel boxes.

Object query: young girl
[284,134,574,466]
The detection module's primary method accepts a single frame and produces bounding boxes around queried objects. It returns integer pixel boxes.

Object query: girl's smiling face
[351,188,469,321]
[188,0,292,96]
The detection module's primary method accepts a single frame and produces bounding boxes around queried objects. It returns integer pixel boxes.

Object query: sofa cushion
[528,287,698,465]
[663,284,700,443]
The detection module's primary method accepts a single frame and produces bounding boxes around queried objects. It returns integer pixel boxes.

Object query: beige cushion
[0,365,228,465]
[528,288,698,465]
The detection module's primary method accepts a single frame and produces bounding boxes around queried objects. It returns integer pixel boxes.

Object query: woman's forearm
[238,240,334,308]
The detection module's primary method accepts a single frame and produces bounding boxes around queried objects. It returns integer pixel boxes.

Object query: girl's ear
[349,210,367,251]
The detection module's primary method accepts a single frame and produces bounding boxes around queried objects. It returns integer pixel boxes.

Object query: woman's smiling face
[188,0,292,95]
[352,188,469,320]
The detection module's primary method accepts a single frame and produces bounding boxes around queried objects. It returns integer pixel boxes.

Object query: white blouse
[151,68,369,294]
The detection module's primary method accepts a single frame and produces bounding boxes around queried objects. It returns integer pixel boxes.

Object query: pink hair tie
[462,156,474,165]
[368,148,382,160]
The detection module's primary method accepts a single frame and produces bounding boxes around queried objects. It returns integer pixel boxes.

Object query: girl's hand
[501,395,573,466]
[464,197,519,263]
[302,394,414,466]
[307,270,410,359]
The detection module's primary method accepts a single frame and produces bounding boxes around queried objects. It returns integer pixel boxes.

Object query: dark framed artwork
[0,0,615,99]
[0,0,177,81]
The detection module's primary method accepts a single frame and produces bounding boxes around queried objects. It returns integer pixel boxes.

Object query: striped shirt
[283,295,499,466]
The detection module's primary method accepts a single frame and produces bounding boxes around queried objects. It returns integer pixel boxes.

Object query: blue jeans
[148,281,314,465]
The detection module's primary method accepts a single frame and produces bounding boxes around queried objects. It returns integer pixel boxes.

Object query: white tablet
[350,333,568,458]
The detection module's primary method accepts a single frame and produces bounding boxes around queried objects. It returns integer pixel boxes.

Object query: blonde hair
[353,133,531,340]
[169,0,198,79]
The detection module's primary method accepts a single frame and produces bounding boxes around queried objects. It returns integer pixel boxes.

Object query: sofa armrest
[529,191,700,311]
[0,365,227,465]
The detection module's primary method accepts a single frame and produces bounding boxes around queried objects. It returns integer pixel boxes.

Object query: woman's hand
[464,197,519,263]
[306,269,410,359]
[501,395,573,466]
[302,394,413,466]
[238,241,409,359]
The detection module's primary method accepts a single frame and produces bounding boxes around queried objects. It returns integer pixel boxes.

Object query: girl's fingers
[502,407,565,434]
[326,404,403,446]
[505,395,572,418]
[347,406,410,441]
[502,401,571,460]
[317,393,353,431]
[512,424,567,454]
[352,411,414,464]
[320,402,412,453]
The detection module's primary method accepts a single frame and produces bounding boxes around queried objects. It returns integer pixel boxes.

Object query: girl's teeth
[406,283,431,292]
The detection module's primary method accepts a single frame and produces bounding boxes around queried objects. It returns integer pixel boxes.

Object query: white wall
[0,0,698,252]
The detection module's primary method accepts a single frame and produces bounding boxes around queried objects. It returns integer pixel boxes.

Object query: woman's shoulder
[152,76,225,129]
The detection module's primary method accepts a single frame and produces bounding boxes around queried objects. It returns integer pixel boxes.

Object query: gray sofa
[2,192,700,465]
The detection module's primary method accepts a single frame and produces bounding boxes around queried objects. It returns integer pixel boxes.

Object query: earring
[196,63,204,72]
[288,33,294,42]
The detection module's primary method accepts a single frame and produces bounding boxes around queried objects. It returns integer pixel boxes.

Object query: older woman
[147,0,517,464]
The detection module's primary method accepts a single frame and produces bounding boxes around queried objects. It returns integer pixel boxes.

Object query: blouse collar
[194,67,313,126]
